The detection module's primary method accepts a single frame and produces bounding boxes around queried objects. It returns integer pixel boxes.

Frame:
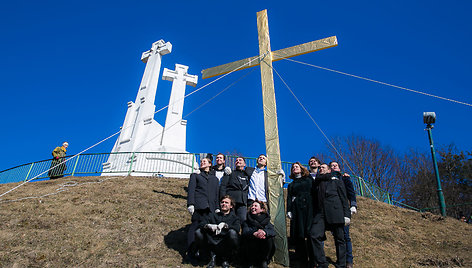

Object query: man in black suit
[195,195,240,268]
[219,156,250,222]
[330,161,357,268]
[309,163,351,268]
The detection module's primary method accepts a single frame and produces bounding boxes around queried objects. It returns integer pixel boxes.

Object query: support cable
[269,62,355,175]
[0,54,264,200]
[0,177,119,204]
[154,54,265,115]
[135,68,256,151]
[274,55,472,108]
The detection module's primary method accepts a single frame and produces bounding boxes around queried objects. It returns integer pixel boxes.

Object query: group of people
[186,154,277,268]
[186,153,358,268]
[287,157,357,268]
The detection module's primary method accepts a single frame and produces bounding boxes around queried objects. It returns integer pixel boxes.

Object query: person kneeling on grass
[195,195,240,268]
[241,200,275,268]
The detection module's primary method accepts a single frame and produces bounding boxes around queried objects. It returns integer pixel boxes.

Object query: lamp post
[423,112,447,216]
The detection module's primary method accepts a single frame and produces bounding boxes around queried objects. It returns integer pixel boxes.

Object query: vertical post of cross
[256,9,289,265]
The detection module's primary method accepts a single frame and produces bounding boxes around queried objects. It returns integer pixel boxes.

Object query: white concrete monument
[160,64,198,151]
[102,40,199,178]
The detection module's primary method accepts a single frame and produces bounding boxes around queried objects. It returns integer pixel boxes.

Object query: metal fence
[0,152,411,209]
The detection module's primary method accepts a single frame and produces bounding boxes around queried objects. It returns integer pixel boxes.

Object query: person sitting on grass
[241,200,275,268]
[195,195,240,268]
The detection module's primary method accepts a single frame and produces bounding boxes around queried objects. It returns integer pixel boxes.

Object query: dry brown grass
[0,176,470,267]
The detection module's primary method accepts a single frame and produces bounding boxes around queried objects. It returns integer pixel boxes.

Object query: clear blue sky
[1,1,471,171]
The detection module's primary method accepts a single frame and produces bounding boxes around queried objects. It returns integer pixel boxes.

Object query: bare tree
[398,145,472,217]
[437,145,472,218]
[398,149,437,210]
[324,134,403,197]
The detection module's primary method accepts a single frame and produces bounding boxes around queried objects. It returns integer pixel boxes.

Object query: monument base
[101,151,198,179]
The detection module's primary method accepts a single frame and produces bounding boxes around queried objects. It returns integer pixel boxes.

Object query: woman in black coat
[186,157,219,261]
[242,200,275,268]
[287,162,313,266]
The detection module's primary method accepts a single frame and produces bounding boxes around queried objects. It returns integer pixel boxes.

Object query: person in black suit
[309,163,351,268]
[219,156,250,222]
[330,161,357,268]
[186,157,219,262]
[195,195,241,268]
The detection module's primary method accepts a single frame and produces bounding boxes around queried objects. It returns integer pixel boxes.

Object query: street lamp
[423,112,446,216]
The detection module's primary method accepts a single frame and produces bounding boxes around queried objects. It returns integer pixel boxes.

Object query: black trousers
[195,228,239,261]
[234,203,248,222]
[309,215,346,268]
[242,236,275,265]
[294,236,311,264]
[187,209,210,251]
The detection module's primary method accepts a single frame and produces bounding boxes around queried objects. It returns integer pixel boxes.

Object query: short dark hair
[216,153,226,160]
[236,156,246,163]
[309,156,321,166]
[320,163,331,171]
[329,161,339,167]
[220,195,235,208]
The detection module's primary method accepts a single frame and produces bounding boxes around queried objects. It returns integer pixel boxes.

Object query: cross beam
[201,9,338,266]
[202,36,337,79]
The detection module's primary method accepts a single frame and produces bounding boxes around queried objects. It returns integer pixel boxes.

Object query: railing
[0,152,413,210]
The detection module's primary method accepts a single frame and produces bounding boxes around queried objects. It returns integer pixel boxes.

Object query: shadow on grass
[164,225,189,261]
[152,189,187,200]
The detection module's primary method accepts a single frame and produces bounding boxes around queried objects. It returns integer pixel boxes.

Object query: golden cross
[202,9,338,265]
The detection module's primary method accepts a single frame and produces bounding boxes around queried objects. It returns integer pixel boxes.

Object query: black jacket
[312,173,350,225]
[287,175,313,238]
[200,210,241,233]
[332,171,357,208]
[242,212,275,238]
[219,169,250,205]
[187,170,219,212]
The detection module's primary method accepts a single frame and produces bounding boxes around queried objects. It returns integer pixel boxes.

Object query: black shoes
[207,253,216,268]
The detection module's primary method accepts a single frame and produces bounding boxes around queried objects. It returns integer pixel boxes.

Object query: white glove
[216,222,227,235]
[344,217,351,226]
[350,206,357,215]
[277,169,286,187]
[287,211,292,219]
[277,169,285,178]
[187,205,194,215]
[215,208,220,213]
[194,169,201,174]
[224,166,232,175]
[206,224,218,233]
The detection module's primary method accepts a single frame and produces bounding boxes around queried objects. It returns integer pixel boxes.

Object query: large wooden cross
[202,9,338,265]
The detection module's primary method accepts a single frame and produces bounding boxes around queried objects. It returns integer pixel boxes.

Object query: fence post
[71,155,80,176]
[128,152,135,176]
[191,153,195,174]
[387,192,391,205]
[24,163,34,182]
[358,177,364,197]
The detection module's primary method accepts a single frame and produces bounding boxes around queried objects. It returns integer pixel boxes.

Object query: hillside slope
[0,176,470,267]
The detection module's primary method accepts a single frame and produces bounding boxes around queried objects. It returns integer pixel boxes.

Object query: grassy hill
[0,176,470,267]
